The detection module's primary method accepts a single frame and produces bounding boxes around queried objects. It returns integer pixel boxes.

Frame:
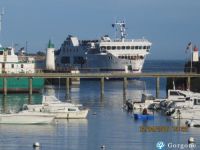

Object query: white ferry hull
[86,53,145,73]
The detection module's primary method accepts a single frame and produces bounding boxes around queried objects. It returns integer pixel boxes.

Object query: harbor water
[0,60,199,150]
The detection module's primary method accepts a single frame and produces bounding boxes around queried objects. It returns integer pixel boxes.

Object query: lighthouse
[192,45,199,62]
[46,40,55,70]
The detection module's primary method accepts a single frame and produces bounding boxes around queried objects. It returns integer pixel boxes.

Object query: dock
[0,72,199,100]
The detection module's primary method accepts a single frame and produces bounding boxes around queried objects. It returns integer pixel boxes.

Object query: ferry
[55,20,152,73]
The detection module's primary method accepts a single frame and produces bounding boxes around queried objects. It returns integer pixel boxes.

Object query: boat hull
[54,109,89,119]
[0,112,54,124]
[0,77,44,93]
[134,114,154,120]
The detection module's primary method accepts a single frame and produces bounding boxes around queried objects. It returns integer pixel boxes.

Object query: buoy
[33,142,40,148]
[101,145,106,149]
[188,137,195,144]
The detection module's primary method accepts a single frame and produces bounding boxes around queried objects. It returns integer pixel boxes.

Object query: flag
[185,42,192,53]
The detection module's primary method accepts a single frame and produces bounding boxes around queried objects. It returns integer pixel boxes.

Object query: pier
[0,72,199,100]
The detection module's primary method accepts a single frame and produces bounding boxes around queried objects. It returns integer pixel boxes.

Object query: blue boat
[134,114,154,120]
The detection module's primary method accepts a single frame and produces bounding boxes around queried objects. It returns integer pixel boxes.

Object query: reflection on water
[0,79,200,150]
[0,94,42,113]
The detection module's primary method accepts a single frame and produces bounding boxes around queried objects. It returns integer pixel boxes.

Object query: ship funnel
[46,40,55,70]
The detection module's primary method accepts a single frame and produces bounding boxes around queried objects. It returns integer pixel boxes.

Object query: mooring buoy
[188,137,195,144]
[33,142,40,148]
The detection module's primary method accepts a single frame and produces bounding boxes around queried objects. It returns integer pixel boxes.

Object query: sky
[0,0,200,60]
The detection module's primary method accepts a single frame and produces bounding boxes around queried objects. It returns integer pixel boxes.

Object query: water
[0,60,199,150]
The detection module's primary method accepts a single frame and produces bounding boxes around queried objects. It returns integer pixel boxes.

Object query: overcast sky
[0,0,200,60]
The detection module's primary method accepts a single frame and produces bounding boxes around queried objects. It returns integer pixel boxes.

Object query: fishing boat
[0,110,55,124]
[24,95,89,119]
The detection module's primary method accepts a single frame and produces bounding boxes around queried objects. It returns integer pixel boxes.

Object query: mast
[112,20,126,41]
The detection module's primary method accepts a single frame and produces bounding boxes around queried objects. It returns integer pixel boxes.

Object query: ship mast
[112,20,126,42]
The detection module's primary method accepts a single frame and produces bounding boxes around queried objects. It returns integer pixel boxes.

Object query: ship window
[2,63,5,68]
[101,46,106,50]
[68,108,76,111]
[143,46,147,49]
[11,64,14,68]
[139,46,142,49]
[112,46,116,50]
[135,46,138,50]
[73,56,85,64]
[118,56,121,59]
[0,51,3,55]
[122,46,125,50]
[170,91,179,96]
[117,46,121,50]
[107,46,111,50]
[131,46,134,50]
[121,56,124,59]
[140,56,144,59]
[126,46,130,49]
[21,64,24,68]
[61,56,70,64]
[147,46,150,49]
[8,50,11,55]
[125,56,127,59]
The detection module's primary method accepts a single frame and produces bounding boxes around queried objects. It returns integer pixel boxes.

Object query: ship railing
[112,39,149,42]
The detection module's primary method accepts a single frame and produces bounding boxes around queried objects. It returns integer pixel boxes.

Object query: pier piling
[123,77,127,103]
[187,77,191,90]
[156,77,160,98]
[66,78,70,99]
[3,78,7,96]
[29,77,33,95]
[100,77,104,97]
[28,78,33,104]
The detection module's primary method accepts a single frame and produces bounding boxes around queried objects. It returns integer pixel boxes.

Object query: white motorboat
[166,97,200,120]
[0,110,55,124]
[160,89,200,111]
[25,95,89,119]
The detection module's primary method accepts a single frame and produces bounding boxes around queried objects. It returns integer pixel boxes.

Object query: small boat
[125,93,161,110]
[24,95,89,119]
[185,119,200,127]
[134,114,154,120]
[0,110,55,124]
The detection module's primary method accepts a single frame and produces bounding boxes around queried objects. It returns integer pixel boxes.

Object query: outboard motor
[165,108,176,116]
